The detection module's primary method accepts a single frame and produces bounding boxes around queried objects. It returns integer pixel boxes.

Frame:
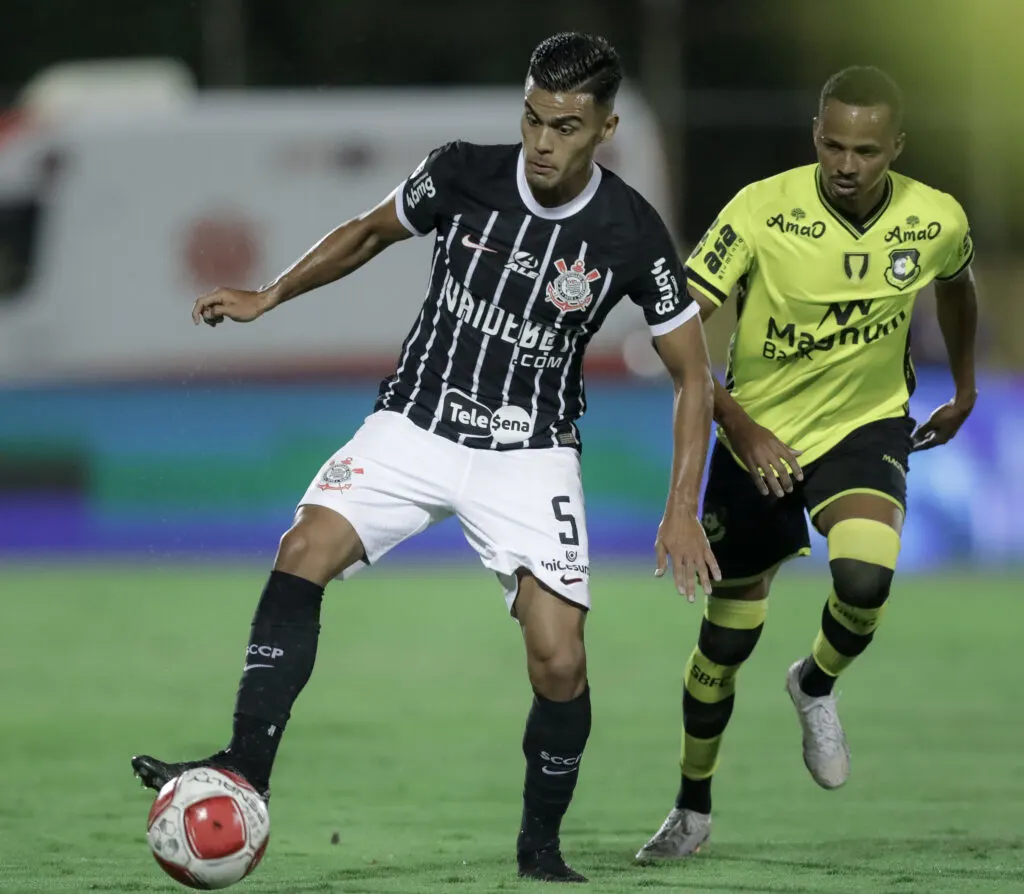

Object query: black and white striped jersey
[373,141,697,451]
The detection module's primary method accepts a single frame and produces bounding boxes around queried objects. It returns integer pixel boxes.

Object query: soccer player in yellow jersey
[637,66,978,860]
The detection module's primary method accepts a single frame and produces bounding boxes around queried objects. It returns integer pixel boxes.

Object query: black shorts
[701,416,914,583]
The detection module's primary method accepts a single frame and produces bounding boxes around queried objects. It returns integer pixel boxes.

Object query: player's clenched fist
[654,509,721,602]
[192,287,274,327]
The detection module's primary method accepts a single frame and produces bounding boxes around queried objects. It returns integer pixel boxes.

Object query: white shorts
[298,409,590,613]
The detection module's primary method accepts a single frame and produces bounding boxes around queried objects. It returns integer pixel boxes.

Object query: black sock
[676,774,712,815]
[518,686,592,855]
[226,570,324,790]
[799,655,836,697]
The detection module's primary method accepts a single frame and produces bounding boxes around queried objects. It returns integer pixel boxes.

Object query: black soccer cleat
[517,846,588,883]
[131,751,270,803]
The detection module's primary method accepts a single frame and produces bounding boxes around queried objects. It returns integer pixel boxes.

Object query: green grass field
[0,564,1021,893]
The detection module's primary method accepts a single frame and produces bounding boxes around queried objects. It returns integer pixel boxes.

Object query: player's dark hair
[528,32,623,108]
[820,66,904,130]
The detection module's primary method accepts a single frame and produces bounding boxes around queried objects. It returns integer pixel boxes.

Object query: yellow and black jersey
[686,163,974,465]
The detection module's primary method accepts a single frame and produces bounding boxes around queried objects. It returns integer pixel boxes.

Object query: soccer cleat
[131,751,270,803]
[785,659,851,789]
[634,807,711,862]
[517,846,587,883]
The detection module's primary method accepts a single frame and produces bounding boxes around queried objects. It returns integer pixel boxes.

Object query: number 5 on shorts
[551,496,580,546]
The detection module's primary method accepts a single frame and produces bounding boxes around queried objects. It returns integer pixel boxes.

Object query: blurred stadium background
[1,2,1022,892]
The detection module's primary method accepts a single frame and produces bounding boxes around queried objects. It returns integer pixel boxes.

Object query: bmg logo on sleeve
[405,174,436,208]
[651,256,679,316]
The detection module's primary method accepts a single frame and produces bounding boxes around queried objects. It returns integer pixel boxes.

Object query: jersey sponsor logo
[541,557,590,576]
[438,271,570,369]
[694,222,739,276]
[438,388,535,444]
[545,257,602,312]
[505,249,540,279]
[650,256,680,316]
[688,215,720,260]
[884,248,922,290]
[843,252,870,281]
[884,219,941,244]
[316,457,364,492]
[762,304,908,361]
[766,211,826,239]
[405,174,436,208]
[817,299,873,329]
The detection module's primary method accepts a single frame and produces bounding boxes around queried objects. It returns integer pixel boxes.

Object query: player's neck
[818,169,889,223]
[530,163,595,209]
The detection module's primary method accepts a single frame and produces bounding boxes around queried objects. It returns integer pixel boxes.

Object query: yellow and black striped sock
[677,595,767,814]
[800,518,902,697]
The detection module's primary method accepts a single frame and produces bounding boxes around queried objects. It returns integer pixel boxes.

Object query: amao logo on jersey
[884,216,942,244]
[545,258,602,313]
[438,388,535,444]
[766,209,827,239]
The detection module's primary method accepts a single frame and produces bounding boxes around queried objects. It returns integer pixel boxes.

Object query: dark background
[3,0,996,248]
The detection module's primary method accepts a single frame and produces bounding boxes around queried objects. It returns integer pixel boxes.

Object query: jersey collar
[814,166,893,239]
[516,150,602,220]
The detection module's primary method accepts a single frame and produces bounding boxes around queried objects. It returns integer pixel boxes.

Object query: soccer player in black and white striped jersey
[130,32,720,883]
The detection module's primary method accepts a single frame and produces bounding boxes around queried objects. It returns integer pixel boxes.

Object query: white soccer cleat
[785,659,850,789]
[635,807,711,862]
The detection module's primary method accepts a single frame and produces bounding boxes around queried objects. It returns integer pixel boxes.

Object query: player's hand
[654,508,722,602]
[911,393,976,451]
[191,287,273,327]
[726,416,803,498]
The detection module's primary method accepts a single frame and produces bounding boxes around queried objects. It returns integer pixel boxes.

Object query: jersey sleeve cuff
[684,268,728,306]
[934,245,975,281]
[393,182,428,237]
[649,301,700,337]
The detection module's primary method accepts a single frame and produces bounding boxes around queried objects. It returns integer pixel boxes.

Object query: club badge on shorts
[545,258,601,313]
[316,457,364,492]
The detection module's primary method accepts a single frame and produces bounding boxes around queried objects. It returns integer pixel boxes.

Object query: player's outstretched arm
[651,316,721,601]
[912,266,979,450]
[192,194,413,327]
[689,285,803,497]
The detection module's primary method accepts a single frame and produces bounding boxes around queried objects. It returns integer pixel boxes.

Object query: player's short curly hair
[527,32,623,108]
[820,66,904,130]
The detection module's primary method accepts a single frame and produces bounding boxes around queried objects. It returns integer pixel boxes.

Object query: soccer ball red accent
[146,768,270,890]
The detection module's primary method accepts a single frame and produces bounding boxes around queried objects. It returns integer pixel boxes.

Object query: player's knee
[830,559,893,609]
[827,518,902,609]
[698,620,762,667]
[527,641,587,700]
[699,595,768,666]
[275,509,362,583]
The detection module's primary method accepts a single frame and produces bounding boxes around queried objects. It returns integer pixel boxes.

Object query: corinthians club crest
[545,258,601,313]
[316,457,364,492]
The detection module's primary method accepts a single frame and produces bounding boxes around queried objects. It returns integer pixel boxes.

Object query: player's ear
[600,112,619,143]
[811,116,820,144]
[892,131,906,161]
